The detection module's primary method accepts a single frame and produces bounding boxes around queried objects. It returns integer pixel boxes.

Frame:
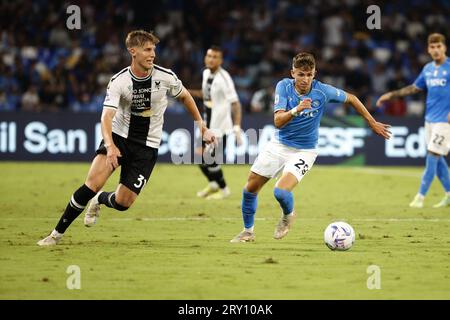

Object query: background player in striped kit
[377,33,450,208]
[37,30,215,246]
[189,46,243,200]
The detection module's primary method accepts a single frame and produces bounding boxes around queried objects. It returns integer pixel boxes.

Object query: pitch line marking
[348,168,421,178]
[1,217,448,222]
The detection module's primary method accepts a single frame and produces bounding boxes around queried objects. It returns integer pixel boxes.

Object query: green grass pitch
[1,162,449,299]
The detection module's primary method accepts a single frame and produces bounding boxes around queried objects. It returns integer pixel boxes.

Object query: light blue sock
[419,153,439,196]
[436,156,450,193]
[242,189,257,229]
[273,187,294,215]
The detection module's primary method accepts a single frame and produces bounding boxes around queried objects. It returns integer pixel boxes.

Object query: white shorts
[250,140,318,182]
[425,122,450,156]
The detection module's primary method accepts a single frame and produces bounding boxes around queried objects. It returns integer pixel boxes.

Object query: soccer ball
[324,221,355,251]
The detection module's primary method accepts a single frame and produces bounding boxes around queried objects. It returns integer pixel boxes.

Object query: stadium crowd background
[1,0,449,116]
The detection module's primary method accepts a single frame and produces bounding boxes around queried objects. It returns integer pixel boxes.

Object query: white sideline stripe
[112,217,450,222]
[1,217,449,222]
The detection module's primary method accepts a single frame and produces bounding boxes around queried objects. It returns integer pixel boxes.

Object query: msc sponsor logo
[426,78,447,87]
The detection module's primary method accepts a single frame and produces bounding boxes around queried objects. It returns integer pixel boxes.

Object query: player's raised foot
[206,187,230,200]
[196,184,219,198]
[273,212,296,240]
[433,195,450,208]
[84,191,102,227]
[37,230,63,246]
[230,230,255,243]
[409,194,424,208]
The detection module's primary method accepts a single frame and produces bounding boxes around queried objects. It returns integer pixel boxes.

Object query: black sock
[55,184,97,233]
[98,192,129,211]
[199,164,214,182]
[209,165,227,189]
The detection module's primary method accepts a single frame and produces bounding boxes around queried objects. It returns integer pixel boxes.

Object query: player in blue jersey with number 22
[230,52,391,242]
[377,33,450,209]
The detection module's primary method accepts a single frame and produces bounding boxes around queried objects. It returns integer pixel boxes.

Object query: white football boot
[273,212,296,240]
[230,230,255,243]
[84,191,102,227]
[37,229,63,246]
[197,182,219,198]
[206,187,231,200]
[409,194,424,208]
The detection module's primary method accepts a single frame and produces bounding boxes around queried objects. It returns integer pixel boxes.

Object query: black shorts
[95,133,158,195]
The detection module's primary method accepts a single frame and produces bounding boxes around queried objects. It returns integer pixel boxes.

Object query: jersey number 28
[294,159,309,175]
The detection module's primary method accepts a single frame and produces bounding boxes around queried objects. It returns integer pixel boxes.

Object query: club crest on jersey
[154,81,161,90]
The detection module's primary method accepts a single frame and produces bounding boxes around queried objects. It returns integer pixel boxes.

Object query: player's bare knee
[244,183,258,194]
[245,179,263,194]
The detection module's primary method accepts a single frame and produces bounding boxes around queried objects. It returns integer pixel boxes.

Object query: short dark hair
[208,45,223,54]
[428,33,446,45]
[292,52,315,70]
[125,30,160,48]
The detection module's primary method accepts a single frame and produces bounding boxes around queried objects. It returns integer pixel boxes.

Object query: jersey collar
[129,66,153,81]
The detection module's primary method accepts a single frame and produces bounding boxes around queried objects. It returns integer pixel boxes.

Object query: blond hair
[125,30,159,48]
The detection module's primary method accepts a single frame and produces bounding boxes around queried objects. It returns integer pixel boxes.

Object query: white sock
[51,229,63,238]
[209,181,219,189]
[416,194,425,200]
[245,226,254,233]
[221,186,230,194]
[446,192,450,197]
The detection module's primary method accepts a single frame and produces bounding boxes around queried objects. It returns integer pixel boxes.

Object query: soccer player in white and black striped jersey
[37,30,215,246]
[189,46,243,200]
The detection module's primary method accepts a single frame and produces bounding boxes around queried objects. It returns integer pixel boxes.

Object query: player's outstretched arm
[376,85,422,107]
[346,93,391,140]
[177,87,215,144]
[188,89,203,99]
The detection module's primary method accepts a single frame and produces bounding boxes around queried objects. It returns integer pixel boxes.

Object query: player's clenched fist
[295,98,312,114]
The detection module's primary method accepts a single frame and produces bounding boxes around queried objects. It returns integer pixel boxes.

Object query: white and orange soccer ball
[324,221,355,251]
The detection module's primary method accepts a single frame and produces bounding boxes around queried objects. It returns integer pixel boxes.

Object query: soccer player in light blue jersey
[377,33,450,208]
[230,52,391,242]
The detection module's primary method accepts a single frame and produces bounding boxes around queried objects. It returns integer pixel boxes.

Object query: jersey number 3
[134,174,147,189]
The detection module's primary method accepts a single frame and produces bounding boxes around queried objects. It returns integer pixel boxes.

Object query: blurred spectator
[383,69,408,116]
[21,86,41,112]
[250,86,275,113]
[0,0,448,116]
